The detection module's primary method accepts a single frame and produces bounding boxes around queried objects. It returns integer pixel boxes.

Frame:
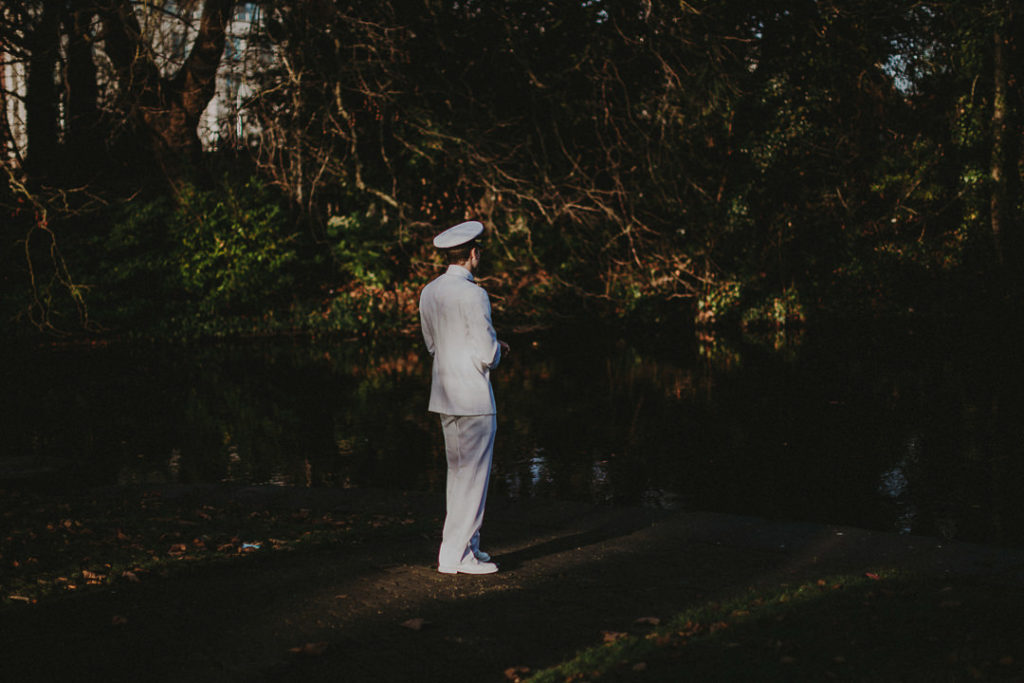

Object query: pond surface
[3,323,1023,548]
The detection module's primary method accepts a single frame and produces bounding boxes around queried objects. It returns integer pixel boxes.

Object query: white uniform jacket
[419,264,502,416]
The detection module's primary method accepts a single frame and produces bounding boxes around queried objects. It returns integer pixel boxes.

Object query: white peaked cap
[433,220,484,249]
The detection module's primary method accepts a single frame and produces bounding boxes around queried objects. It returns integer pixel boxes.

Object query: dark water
[3,323,1023,548]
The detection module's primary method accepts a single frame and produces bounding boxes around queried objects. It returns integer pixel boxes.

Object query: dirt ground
[3,486,1024,682]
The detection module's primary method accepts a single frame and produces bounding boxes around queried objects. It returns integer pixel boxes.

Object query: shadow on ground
[3,487,1024,682]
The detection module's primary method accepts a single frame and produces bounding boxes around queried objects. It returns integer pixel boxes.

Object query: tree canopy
[1,1,1021,338]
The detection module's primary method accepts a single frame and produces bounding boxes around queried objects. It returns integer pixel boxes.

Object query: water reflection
[2,324,1023,548]
[501,447,554,499]
[878,434,919,535]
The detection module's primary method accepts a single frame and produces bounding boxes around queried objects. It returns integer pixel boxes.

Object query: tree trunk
[65,7,101,171]
[24,1,62,180]
[990,23,1007,265]
[989,5,1022,285]
[0,54,10,162]
[102,0,235,180]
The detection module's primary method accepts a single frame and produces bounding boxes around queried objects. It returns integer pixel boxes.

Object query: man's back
[419,264,501,416]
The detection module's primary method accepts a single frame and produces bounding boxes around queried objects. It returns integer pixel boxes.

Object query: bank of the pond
[2,484,1024,682]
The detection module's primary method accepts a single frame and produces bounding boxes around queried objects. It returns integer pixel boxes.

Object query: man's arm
[464,287,501,370]
[419,287,435,356]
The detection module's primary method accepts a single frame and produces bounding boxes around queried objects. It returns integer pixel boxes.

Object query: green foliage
[326,213,393,289]
[696,280,742,327]
[92,175,300,335]
[174,178,298,315]
[740,285,806,329]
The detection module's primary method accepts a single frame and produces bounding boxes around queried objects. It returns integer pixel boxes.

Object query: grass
[528,571,1024,682]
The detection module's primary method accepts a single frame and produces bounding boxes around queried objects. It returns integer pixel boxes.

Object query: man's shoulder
[420,270,487,301]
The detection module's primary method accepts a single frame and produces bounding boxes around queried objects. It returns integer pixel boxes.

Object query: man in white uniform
[419,221,509,575]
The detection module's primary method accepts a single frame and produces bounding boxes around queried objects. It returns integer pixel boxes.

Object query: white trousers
[438,413,496,567]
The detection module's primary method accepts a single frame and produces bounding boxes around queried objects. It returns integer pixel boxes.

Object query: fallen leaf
[503,666,531,681]
[401,618,427,631]
[289,642,328,656]
[602,630,628,643]
[865,572,881,581]
[82,569,106,584]
[634,616,661,626]
[122,571,140,583]
[112,615,129,626]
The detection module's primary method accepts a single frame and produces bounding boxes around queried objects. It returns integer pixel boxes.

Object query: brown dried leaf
[82,569,106,585]
[289,642,328,656]
[503,666,531,681]
[634,616,661,626]
[401,618,427,631]
[602,630,628,643]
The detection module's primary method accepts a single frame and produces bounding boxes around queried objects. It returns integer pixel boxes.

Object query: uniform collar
[445,264,474,282]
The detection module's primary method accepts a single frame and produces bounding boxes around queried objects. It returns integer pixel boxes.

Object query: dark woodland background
[2,1,1022,340]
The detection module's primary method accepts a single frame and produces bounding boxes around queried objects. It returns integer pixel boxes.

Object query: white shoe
[438,558,498,575]
[472,549,491,562]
